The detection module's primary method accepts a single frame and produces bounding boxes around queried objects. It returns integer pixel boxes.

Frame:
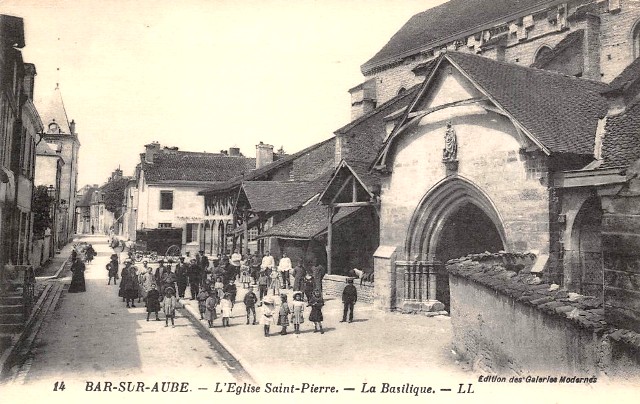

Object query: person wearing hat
[309,289,325,334]
[107,254,119,285]
[259,296,275,337]
[290,291,305,334]
[341,278,358,323]
[187,258,201,300]
[223,279,237,309]
[204,286,218,328]
[278,252,292,290]
[146,284,161,321]
[243,286,258,325]
[257,269,269,301]
[175,257,188,299]
[155,259,167,292]
[162,286,177,327]
[121,259,139,308]
[230,249,242,282]
[161,263,178,300]
[303,273,315,304]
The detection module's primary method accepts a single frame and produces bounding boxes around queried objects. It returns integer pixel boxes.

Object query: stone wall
[601,170,640,333]
[356,0,640,107]
[322,274,374,304]
[447,252,640,379]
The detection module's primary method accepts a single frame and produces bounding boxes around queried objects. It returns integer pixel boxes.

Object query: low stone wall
[447,252,640,379]
[322,274,374,304]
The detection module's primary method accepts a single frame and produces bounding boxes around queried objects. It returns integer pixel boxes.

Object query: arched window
[534,45,553,63]
[633,20,640,59]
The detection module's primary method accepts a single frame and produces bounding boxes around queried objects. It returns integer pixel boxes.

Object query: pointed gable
[375,51,609,170]
[36,85,72,135]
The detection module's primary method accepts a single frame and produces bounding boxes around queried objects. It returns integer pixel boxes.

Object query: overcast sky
[0,0,446,187]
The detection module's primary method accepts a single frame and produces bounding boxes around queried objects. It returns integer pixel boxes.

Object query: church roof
[447,51,609,155]
[601,100,640,169]
[605,56,640,96]
[362,0,554,74]
[141,150,255,184]
[36,85,72,135]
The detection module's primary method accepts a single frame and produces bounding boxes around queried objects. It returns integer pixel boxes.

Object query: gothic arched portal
[402,177,506,311]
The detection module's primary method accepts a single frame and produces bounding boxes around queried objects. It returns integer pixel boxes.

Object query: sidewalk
[181,283,473,387]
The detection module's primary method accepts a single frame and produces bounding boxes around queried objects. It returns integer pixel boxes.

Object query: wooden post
[242,210,249,255]
[327,206,334,275]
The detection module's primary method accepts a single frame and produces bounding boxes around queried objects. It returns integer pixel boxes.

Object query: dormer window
[48,121,59,133]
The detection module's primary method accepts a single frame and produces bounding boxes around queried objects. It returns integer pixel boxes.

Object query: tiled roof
[142,150,255,183]
[447,51,609,155]
[259,199,361,240]
[362,0,552,74]
[606,56,640,95]
[335,83,423,166]
[601,100,640,169]
[530,29,584,69]
[199,138,334,195]
[239,171,332,213]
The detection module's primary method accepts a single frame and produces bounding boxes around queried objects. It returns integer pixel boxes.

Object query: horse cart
[133,228,183,262]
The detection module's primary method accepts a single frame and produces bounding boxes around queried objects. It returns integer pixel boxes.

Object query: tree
[101,177,129,215]
[32,185,53,239]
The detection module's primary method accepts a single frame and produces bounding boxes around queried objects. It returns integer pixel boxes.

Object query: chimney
[229,147,240,157]
[23,63,36,100]
[69,119,76,135]
[112,167,123,180]
[256,141,274,169]
[349,78,377,120]
[583,12,601,81]
[144,141,160,164]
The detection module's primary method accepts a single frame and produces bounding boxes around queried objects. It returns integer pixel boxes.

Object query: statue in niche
[442,121,458,162]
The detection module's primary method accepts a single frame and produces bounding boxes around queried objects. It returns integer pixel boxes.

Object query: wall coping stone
[447,252,640,351]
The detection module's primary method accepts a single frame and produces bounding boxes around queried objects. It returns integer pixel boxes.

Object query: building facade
[36,84,80,246]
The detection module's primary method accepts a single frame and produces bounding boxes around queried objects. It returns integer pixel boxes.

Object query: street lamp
[46,184,56,200]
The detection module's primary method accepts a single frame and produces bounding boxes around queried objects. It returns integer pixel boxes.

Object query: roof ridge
[447,50,608,88]
[335,82,422,135]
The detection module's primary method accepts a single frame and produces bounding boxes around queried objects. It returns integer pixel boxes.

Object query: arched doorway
[402,177,506,312]
[568,196,603,298]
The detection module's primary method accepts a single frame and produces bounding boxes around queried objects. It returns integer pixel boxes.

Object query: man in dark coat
[341,278,358,323]
[175,257,188,298]
[312,263,326,295]
[187,258,200,300]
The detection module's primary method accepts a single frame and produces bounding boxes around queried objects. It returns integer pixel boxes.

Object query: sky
[0,0,446,187]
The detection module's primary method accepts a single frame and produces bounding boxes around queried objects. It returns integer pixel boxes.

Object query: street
[3,235,248,394]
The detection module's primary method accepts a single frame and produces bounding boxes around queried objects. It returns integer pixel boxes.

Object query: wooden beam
[327,206,334,275]
[330,176,353,205]
[331,201,377,207]
[407,97,489,119]
[352,176,358,202]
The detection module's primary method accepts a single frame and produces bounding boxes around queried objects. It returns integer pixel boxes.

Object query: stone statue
[442,121,458,162]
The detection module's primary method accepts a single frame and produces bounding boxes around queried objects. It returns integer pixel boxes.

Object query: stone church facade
[340,0,640,364]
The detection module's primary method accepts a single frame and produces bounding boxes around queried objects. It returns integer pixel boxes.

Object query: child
[204,289,218,328]
[290,291,305,334]
[243,286,258,325]
[278,294,291,335]
[214,277,225,302]
[146,284,161,321]
[309,289,324,334]
[224,280,237,309]
[162,286,178,328]
[260,297,275,337]
[196,287,210,320]
[220,292,233,327]
[257,270,269,300]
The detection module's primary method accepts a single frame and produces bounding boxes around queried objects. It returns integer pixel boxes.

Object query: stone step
[0,304,24,314]
[0,323,24,333]
[0,313,25,324]
[0,295,23,305]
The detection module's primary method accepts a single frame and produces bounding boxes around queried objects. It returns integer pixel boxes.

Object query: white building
[133,142,255,255]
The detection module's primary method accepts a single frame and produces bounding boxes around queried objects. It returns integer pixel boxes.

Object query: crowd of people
[105,246,359,335]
